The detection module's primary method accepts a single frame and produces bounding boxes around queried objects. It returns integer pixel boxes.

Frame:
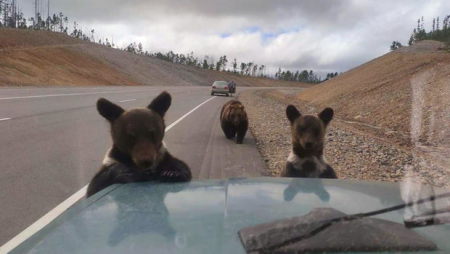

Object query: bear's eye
[127,133,136,140]
[314,128,320,136]
[148,130,157,142]
[299,126,307,132]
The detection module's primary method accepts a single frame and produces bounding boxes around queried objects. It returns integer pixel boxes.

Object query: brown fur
[220,100,249,144]
[87,91,192,197]
[281,105,337,179]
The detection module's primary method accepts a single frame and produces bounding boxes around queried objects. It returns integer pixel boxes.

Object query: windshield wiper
[405,206,450,228]
[239,192,450,253]
[362,191,450,220]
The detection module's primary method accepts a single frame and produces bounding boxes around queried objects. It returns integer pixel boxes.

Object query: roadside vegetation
[391,15,450,51]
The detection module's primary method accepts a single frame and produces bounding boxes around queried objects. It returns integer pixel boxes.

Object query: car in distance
[211,81,229,96]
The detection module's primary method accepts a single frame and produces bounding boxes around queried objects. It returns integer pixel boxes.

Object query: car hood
[11,177,450,254]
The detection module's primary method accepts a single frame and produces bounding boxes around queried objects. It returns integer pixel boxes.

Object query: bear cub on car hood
[87,91,192,197]
[281,105,337,179]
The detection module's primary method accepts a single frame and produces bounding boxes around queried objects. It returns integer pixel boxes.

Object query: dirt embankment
[239,41,450,187]
[0,29,312,88]
[297,41,450,150]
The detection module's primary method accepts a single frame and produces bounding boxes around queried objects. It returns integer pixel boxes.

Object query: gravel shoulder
[239,89,450,187]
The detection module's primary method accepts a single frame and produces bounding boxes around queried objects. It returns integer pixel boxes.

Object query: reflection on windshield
[112,183,190,245]
[284,178,330,202]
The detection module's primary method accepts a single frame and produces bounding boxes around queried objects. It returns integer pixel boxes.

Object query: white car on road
[211,81,229,96]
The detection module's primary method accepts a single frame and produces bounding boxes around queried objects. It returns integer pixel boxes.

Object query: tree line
[134,47,338,83]
[0,0,106,42]
[391,14,450,51]
[0,0,339,83]
[409,15,450,46]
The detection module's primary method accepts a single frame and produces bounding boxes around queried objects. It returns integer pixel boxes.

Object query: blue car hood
[10,178,450,254]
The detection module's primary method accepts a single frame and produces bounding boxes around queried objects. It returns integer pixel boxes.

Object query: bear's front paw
[160,170,190,182]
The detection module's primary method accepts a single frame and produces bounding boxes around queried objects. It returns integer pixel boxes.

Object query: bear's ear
[318,107,334,126]
[97,98,125,123]
[286,105,301,124]
[148,91,171,118]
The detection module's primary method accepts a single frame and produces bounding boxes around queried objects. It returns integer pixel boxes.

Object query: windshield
[0,0,449,253]
[213,81,228,86]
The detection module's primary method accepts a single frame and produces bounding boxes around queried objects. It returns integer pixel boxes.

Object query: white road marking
[0,89,156,100]
[119,99,136,103]
[0,95,217,253]
[0,186,88,253]
[0,118,11,121]
[166,96,216,131]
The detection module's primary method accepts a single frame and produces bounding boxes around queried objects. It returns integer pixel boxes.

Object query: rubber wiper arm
[239,192,450,253]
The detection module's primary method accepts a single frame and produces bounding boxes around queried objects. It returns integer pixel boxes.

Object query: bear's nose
[138,160,153,169]
[305,142,313,149]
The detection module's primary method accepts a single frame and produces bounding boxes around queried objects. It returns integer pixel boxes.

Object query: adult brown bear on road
[220,100,248,144]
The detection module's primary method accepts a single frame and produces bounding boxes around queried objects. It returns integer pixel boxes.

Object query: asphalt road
[0,86,269,246]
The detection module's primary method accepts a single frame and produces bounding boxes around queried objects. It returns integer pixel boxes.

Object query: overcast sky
[19,0,449,76]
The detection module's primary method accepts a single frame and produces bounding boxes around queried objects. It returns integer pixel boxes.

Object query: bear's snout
[132,142,159,170]
[137,159,153,169]
[304,142,313,149]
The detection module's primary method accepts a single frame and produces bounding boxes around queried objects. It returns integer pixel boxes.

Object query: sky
[18,0,449,76]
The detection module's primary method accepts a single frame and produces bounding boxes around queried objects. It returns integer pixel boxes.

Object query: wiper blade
[362,191,450,218]
[238,192,450,253]
[405,207,450,228]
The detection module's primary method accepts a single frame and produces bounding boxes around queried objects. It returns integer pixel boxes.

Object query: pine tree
[421,16,424,31]
[216,56,222,71]
[221,55,227,71]
[294,71,299,82]
[240,62,246,75]
[390,41,403,51]
[432,18,435,33]
[246,62,253,75]
[408,34,414,46]
[58,12,63,32]
[275,68,282,80]
[202,59,208,69]
[259,65,265,77]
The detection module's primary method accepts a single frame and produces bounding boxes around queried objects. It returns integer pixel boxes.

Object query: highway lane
[0,86,205,120]
[0,86,269,246]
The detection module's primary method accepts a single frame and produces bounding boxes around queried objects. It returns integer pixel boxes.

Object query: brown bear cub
[87,91,192,197]
[281,105,337,179]
[220,100,248,144]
